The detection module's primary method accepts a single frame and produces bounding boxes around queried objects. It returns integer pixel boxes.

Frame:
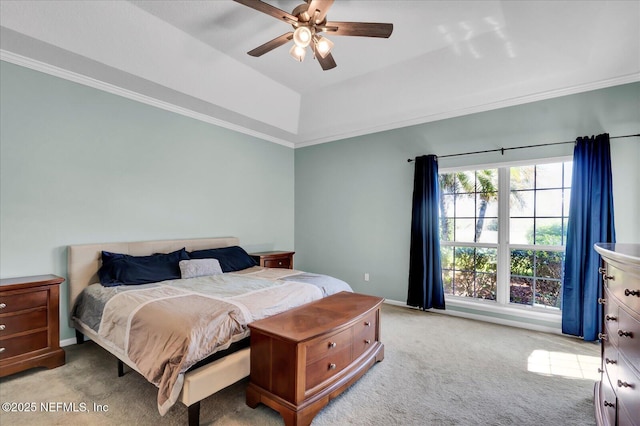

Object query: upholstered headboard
[67,236,240,313]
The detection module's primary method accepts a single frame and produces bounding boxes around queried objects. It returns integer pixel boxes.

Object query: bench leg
[75,329,85,345]
[117,360,124,377]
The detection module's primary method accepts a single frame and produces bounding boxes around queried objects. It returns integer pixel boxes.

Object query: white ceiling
[1,1,639,148]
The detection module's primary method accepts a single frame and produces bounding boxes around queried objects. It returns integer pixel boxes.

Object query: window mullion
[496,167,510,305]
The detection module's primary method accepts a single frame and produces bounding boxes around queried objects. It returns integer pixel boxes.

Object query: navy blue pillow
[98,248,189,287]
[188,246,256,272]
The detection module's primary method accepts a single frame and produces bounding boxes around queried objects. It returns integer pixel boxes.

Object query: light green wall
[0,61,295,340]
[295,83,640,314]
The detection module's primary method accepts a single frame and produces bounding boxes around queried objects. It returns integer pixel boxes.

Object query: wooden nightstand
[250,251,295,269]
[0,274,65,377]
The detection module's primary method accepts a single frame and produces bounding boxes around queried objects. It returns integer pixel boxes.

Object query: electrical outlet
[364,273,370,282]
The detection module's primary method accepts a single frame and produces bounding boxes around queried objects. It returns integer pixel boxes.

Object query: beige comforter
[96,271,323,415]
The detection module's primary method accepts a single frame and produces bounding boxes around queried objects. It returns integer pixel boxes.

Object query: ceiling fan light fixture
[289,44,306,62]
[314,35,334,58]
[293,26,312,48]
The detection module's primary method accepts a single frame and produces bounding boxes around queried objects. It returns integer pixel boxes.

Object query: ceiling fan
[233,0,393,70]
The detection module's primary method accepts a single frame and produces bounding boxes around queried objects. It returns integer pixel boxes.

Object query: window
[439,160,572,311]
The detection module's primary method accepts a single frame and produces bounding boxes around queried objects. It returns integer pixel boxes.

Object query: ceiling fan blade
[316,52,337,71]
[233,0,298,24]
[322,21,393,38]
[248,32,294,57]
[306,0,334,24]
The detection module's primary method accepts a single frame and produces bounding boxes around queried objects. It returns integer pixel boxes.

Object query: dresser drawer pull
[597,298,606,305]
[624,288,640,297]
[364,321,371,327]
[364,339,371,344]
[601,273,614,282]
[603,401,615,408]
[605,358,617,364]
[605,315,617,321]
[617,330,633,338]
[598,333,607,341]
[617,380,633,388]
[278,261,283,266]
[598,368,604,373]
[328,342,337,349]
[328,363,336,370]
[0,347,5,353]
[0,303,6,310]
[0,324,5,331]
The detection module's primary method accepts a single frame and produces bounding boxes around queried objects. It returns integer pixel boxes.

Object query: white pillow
[179,258,223,279]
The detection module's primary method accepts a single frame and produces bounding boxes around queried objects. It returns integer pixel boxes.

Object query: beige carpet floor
[0,304,600,425]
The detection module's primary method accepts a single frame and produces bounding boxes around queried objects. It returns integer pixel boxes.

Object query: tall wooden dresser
[0,274,65,377]
[594,243,640,426]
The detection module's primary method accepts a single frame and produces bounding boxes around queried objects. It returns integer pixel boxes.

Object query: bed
[67,237,352,426]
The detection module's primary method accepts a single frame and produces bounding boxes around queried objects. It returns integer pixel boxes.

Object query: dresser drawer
[616,354,640,424]
[618,397,639,426]
[305,345,352,391]
[306,327,352,365]
[0,308,47,338]
[603,339,619,387]
[0,290,48,314]
[0,330,48,360]
[617,306,640,372]
[599,375,618,426]
[605,263,640,313]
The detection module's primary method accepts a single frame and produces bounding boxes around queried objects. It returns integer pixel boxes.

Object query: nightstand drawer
[0,330,48,360]
[0,308,48,337]
[0,290,48,314]
[264,258,290,269]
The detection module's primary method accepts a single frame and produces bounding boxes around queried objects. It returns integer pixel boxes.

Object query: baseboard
[383,298,563,335]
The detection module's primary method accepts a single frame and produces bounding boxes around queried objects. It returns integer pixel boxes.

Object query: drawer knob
[328,342,337,349]
[605,358,617,364]
[364,321,371,327]
[603,400,615,408]
[364,339,371,345]
[0,347,5,353]
[624,288,640,297]
[278,261,283,265]
[598,333,608,341]
[605,315,617,321]
[328,363,336,370]
[617,380,632,388]
[597,298,606,305]
[0,324,5,331]
[598,368,604,373]
[0,303,6,309]
[618,330,633,338]
[602,274,614,282]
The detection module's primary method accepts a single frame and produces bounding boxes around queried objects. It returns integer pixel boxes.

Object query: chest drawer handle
[0,324,5,331]
[364,321,371,327]
[603,401,615,408]
[0,303,6,310]
[617,380,633,388]
[328,363,336,370]
[598,368,604,373]
[605,315,617,321]
[364,339,371,345]
[605,358,617,364]
[597,298,606,305]
[328,342,337,349]
[598,333,607,341]
[618,330,633,338]
[0,347,5,353]
[624,288,640,297]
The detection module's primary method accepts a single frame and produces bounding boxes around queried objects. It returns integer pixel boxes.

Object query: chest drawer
[616,354,640,425]
[617,306,640,373]
[0,308,48,338]
[0,290,48,314]
[306,327,352,365]
[353,311,378,358]
[305,344,352,391]
[599,375,618,426]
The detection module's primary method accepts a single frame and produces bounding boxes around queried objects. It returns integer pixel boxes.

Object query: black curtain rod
[406,133,640,162]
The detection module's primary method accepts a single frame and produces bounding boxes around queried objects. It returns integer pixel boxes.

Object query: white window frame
[439,155,572,317]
